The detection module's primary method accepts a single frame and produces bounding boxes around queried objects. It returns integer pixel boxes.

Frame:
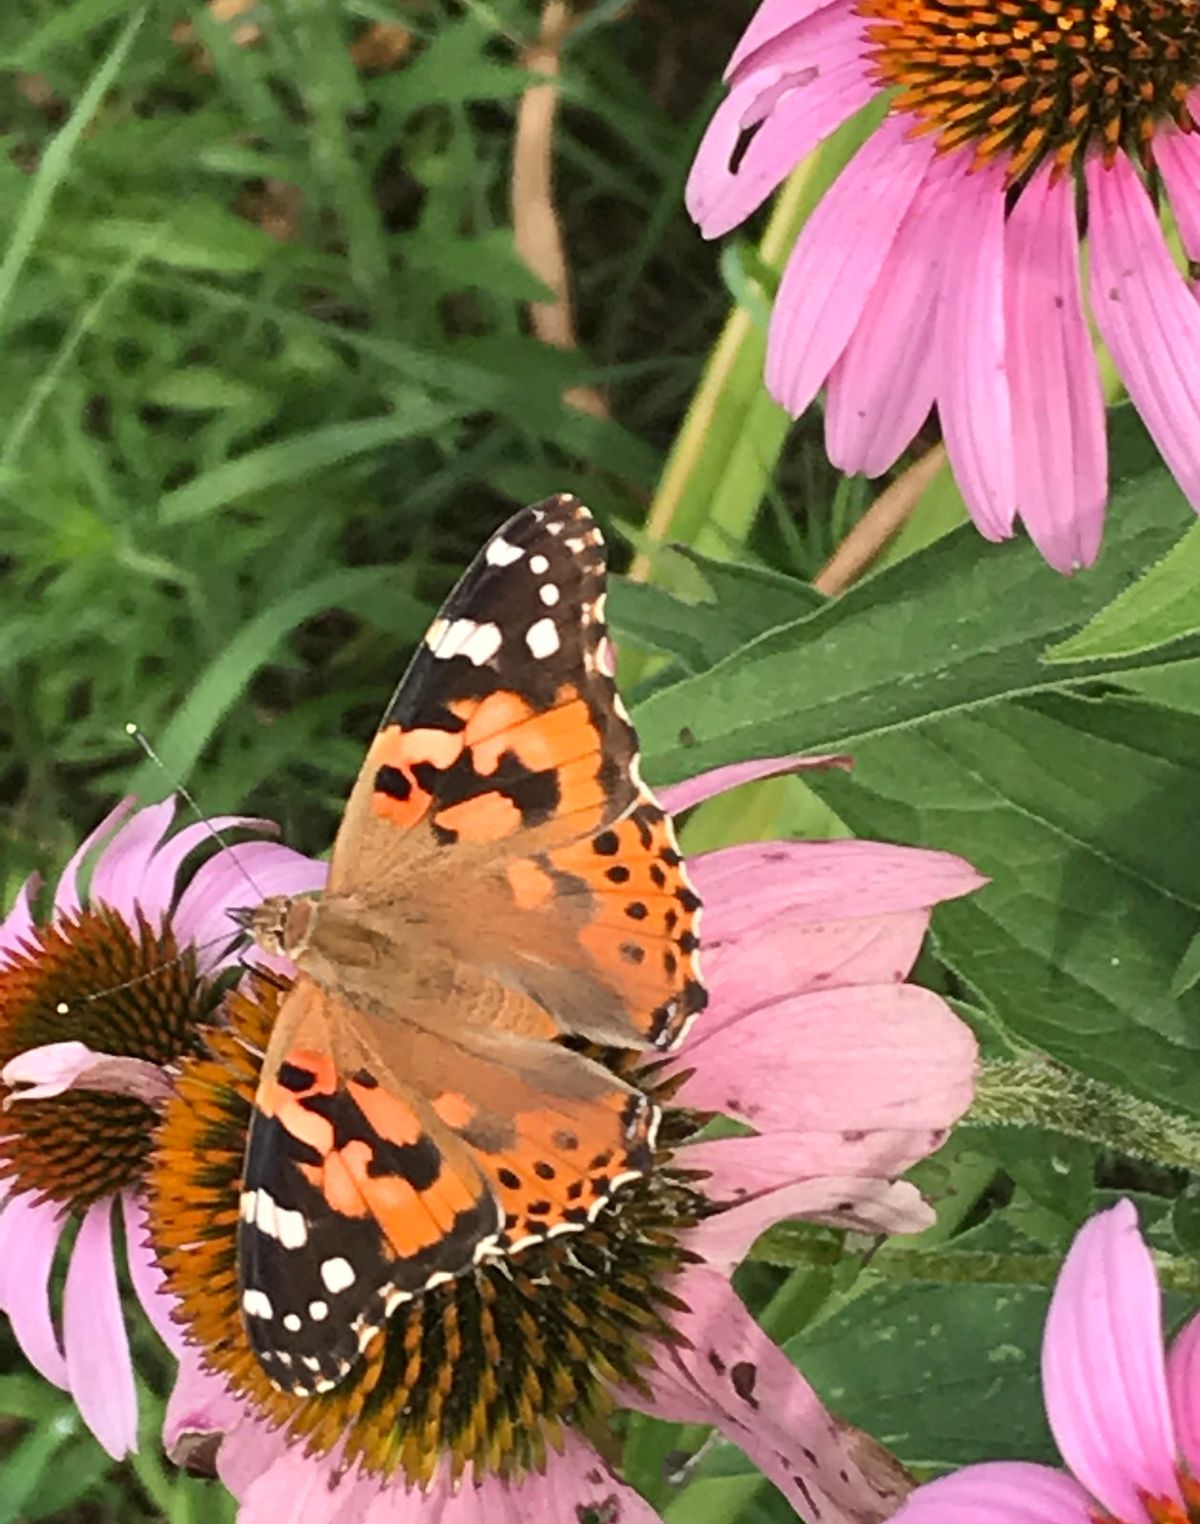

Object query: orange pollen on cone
[856,0,1200,180]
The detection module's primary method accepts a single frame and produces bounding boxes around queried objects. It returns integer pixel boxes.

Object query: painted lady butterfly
[234,495,706,1396]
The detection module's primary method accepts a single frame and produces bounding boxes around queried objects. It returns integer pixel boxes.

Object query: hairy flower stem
[971,1058,1200,1176]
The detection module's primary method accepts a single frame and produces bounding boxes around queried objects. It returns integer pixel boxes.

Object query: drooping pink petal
[767,117,934,418]
[63,1195,138,1459]
[1004,163,1107,572]
[673,983,977,1134]
[86,798,177,916]
[122,1193,186,1356]
[826,153,962,478]
[658,752,848,816]
[3,1040,172,1106]
[240,1451,357,1524]
[693,840,986,944]
[642,1267,911,1523]
[490,1434,662,1524]
[164,1353,249,1469]
[172,843,325,970]
[727,0,847,79]
[0,874,40,967]
[1167,1311,1200,1476]
[0,1192,68,1387]
[682,1126,952,1199]
[936,156,1017,541]
[688,5,875,239]
[1087,150,1200,510]
[53,798,136,917]
[1155,124,1200,263]
[685,1174,933,1268]
[702,910,933,1037]
[890,1461,1095,1524]
[1041,1199,1180,1519]
[130,813,277,929]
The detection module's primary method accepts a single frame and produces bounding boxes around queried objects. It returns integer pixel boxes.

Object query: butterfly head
[229,894,318,961]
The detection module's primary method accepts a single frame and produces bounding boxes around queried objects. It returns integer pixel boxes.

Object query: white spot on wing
[276,1206,308,1249]
[526,617,560,659]
[308,1300,329,1321]
[530,553,550,574]
[243,1289,274,1319]
[436,618,502,667]
[539,583,560,606]
[321,1256,356,1294]
[486,535,524,567]
[283,1313,302,1332]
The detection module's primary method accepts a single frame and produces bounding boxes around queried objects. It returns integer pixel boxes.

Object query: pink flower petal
[685,1174,933,1269]
[122,1193,186,1355]
[1155,124,1200,263]
[936,156,1017,541]
[659,753,848,816]
[1087,150,1200,510]
[702,910,933,1038]
[1167,1311,1200,1476]
[0,1192,67,1387]
[492,1434,662,1524]
[216,1412,289,1499]
[53,798,137,917]
[891,1462,1095,1524]
[642,1267,911,1523]
[688,6,874,239]
[1042,1199,1179,1519]
[134,813,278,928]
[0,874,40,967]
[693,839,985,944]
[727,0,847,80]
[164,1354,248,1469]
[172,843,325,970]
[63,1195,138,1459]
[682,1126,952,1197]
[240,1451,355,1524]
[767,118,934,417]
[826,155,961,477]
[86,798,177,916]
[673,983,977,1134]
[1005,163,1107,572]
[3,1040,171,1106]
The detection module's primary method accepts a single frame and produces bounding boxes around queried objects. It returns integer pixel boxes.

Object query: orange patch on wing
[506,858,555,911]
[554,754,606,826]
[431,1090,477,1130]
[463,690,534,773]
[370,724,466,829]
[351,1084,425,1147]
[435,791,522,842]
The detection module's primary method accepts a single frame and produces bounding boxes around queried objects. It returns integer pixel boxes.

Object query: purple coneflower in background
[891,1197,1200,1524]
[151,755,983,1524]
[688,0,1200,573]
[0,798,321,1458]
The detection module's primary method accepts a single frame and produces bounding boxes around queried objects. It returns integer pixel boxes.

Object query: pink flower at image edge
[687,0,1200,573]
[892,1198,1200,1524]
[0,798,323,1459]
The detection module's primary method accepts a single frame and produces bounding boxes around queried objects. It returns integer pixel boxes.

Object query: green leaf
[791,1282,1055,1471]
[805,692,1200,1116]
[126,566,411,798]
[158,411,453,524]
[634,458,1195,785]
[1046,518,1200,663]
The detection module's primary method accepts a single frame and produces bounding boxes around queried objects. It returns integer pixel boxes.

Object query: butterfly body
[236,496,705,1397]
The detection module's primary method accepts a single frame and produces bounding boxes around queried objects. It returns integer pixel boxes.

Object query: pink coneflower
[891,1197,1200,1524]
[688,1,1200,573]
[0,797,322,1459]
[149,755,983,1523]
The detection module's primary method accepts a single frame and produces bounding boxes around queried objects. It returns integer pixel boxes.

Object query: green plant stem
[972,1058,1200,1175]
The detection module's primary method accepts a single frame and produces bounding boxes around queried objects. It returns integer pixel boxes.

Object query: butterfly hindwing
[238,977,657,1395]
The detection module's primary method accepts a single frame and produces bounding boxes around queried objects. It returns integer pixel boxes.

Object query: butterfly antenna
[126,722,267,904]
[54,930,242,1015]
